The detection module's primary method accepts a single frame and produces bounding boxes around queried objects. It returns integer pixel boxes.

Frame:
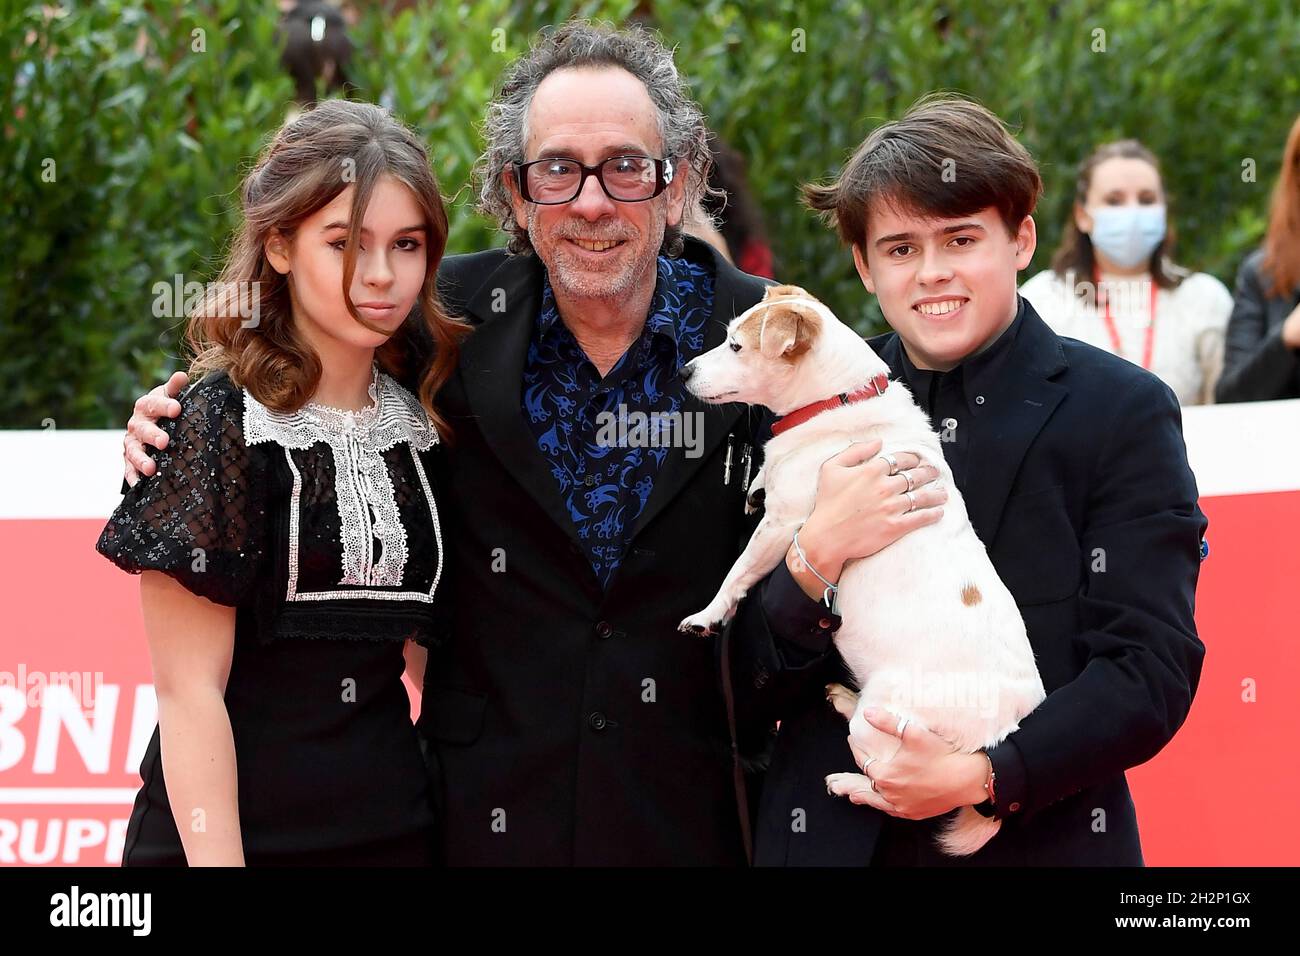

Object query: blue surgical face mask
[1086,204,1166,270]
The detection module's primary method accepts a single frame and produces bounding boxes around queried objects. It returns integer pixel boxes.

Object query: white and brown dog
[678,284,1045,856]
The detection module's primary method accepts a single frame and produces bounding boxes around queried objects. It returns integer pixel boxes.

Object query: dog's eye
[729,341,741,353]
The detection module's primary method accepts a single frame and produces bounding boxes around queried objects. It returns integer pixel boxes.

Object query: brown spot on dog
[961,583,982,606]
[736,299,823,359]
[733,310,764,351]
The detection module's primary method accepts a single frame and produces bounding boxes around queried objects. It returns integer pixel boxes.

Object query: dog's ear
[762,283,812,302]
[758,300,823,358]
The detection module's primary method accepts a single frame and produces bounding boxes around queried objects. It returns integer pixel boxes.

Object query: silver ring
[861,755,876,773]
[878,453,898,475]
[897,716,911,738]
[904,490,916,513]
[901,470,914,493]
[867,775,877,793]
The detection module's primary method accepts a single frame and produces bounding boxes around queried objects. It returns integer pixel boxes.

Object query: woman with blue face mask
[1020,140,1232,405]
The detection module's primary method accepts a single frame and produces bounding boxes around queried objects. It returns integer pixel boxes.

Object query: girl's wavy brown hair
[186,99,468,435]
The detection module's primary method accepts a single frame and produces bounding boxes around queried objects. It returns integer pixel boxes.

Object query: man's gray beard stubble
[527,206,663,303]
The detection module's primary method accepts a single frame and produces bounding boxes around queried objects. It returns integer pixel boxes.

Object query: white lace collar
[242,367,439,453]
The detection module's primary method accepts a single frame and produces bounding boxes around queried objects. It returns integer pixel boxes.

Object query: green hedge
[4,0,1297,427]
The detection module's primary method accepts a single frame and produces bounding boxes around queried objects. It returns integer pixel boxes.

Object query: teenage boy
[742,94,1207,866]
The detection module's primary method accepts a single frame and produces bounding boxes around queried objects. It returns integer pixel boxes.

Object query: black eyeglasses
[513,154,675,204]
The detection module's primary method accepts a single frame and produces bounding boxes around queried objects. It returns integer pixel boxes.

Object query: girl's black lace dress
[97,368,444,866]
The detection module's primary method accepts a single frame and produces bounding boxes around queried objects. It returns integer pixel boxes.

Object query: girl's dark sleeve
[97,375,268,607]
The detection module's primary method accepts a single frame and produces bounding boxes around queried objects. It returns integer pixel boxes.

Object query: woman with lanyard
[1020,140,1232,405]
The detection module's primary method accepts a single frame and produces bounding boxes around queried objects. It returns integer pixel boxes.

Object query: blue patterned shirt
[522,255,715,588]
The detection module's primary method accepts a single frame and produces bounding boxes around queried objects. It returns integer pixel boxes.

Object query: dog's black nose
[680,361,695,383]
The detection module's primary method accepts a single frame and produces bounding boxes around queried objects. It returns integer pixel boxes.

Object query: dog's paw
[825,772,874,799]
[678,611,720,636]
[824,682,859,721]
[678,600,737,636]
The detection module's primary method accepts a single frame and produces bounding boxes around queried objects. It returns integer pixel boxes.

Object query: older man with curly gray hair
[463,20,722,370]
[474,22,717,259]
[122,18,932,866]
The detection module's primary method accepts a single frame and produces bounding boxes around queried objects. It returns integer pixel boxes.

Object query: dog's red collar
[770,373,891,437]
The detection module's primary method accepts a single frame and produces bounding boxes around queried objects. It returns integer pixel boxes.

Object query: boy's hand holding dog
[677,437,947,634]
[824,686,990,820]
[788,438,946,601]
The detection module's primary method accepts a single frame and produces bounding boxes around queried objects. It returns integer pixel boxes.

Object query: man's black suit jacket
[416,237,800,865]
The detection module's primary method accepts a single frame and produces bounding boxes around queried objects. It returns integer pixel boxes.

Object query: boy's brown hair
[803,92,1042,248]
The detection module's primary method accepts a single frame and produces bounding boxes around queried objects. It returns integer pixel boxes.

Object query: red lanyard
[1095,268,1158,370]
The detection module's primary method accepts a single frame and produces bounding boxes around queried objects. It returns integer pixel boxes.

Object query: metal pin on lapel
[724,434,735,485]
[740,443,753,495]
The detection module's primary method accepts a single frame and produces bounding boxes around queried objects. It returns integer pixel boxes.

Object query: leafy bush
[4,0,1297,426]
